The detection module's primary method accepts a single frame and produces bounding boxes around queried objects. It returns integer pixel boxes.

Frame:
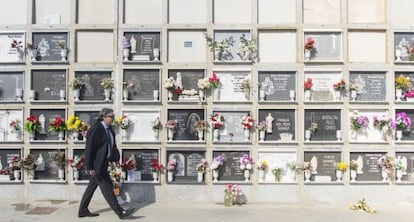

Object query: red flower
[304,37,315,50]
[304,78,313,90]
[208,73,220,89]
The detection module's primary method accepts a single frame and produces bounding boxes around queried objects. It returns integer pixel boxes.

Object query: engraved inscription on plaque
[349,72,386,101]
[166,150,205,182]
[75,71,111,101]
[350,152,386,181]
[304,152,341,182]
[32,32,68,62]
[31,70,66,100]
[30,109,66,141]
[258,71,296,101]
[213,151,248,181]
[124,69,160,101]
[304,109,341,141]
[123,149,158,181]
[168,109,204,141]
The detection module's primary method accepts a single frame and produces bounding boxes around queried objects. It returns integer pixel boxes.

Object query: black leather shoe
[78,211,99,217]
[119,208,134,219]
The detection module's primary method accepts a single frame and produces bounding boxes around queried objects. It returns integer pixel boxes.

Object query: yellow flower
[395,75,411,90]
[336,162,347,172]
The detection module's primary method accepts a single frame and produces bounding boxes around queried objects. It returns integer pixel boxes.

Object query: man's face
[103,112,115,125]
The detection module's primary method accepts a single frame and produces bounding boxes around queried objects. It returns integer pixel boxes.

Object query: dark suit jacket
[84,120,120,174]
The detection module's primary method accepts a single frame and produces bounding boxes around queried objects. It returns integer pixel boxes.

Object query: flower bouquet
[257,160,268,171]
[335,162,347,172]
[308,122,318,135]
[122,36,131,49]
[48,117,67,132]
[50,150,66,169]
[210,113,224,129]
[122,82,134,91]
[9,119,21,133]
[100,78,114,90]
[68,155,85,171]
[241,113,254,130]
[163,77,176,90]
[152,117,161,131]
[373,115,392,134]
[197,78,210,90]
[69,77,84,89]
[395,75,411,91]
[350,111,369,132]
[22,154,36,171]
[8,156,22,171]
[204,33,233,61]
[23,115,42,133]
[299,161,313,172]
[304,37,315,51]
[350,160,358,171]
[255,121,267,131]
[108,162,122,195]
[272,167,282,182]
[211,155,225,170]
[237,34,257,62]
[150,158,164,173]
[405,90,414,100]
[333,79,346,91]
[196,159,208,173]
[224,183,242,205]
[240,79,250,96]
[239,154,254,170]
[391,112,411,131]
[115,115,131,130]
[121,157,136,171]
[304,78,313,91]
[208,73,220,89]
[66,115,87,133]
[165,120,178,130]
[194,120,210,131]
[377,155,394,173]
[167,159,177,172]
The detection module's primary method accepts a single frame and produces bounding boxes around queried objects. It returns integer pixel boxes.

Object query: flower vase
[396,169,403,182]
[104,89,111,102]
[351,131,357,141]
[14,170,21,181]
[197,172,204,183]
[30,50,37,62]
[244,129,250,142]
[336,170,343,182]
[259,130,265,142]
[213,129,219,142]
[153,48,160,61]
[336,130,342,141]
[73,169,79,181]
[259,89,265,102]
[29,131,35,141]
[153,129,159,141]
[15,88,23,101]
[381,169,388,182]
[127,170,135,182]
[121,129,128,141]
[350,90,357,102]
[153,90,159,101]
[28,169,35,181]
[123,90,129,101]
[60,90,66,101]
[244,169,250,182]
[304,90,311,102]
[396,89,403,102]
[168,91,173,101]
[29,90,36,101]
[258,170,265,182]
[60,49,67,62]
[58,169,65,182]
[304,49,311,61]
[396,130,403,141]
[72,131,79,141]
[213,88,220,101]
[350,170,357,182]
[212,169,219,182]
[396,47,402,62]
[334,90,341,101]
[304,170,311,182]
[197,130,204,141]
[152,171,159,182]
[123,48,130,61]
[289,90,295,101]
[214,50,221,61]
[305,130,311,142]
[224,194,233,207]
[167,171,174,182]
[199,89,205,101]
[167,128,174,142]
[58,131,64,141]
[12,130,21,141]
[73,89,80,101]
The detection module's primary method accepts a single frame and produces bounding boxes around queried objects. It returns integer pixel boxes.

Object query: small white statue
[356,155,363,174]
[310,156,318,174]
[130,36,137,54]
[266,113,274,133]
[35,153,45,171]
[39,114,46,134]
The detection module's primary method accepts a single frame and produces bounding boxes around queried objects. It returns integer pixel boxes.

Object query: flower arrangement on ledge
[152,117,161,131]
[377,155,394,173]
[115,115,131,130]
[257,160,268,171]
[9,156,22,170]
[349,160,358,171]
[391,112,411,131]
[163,77,176,90]
[395,75,411,91]
[304,37,315,51]
[241,113,254,130]
[22,154,36,171]
[9,119,21,133]
[405,90,414,98]
[196,159,208,173]
[210,155,225,170]
[373,115,392,133]
[204,33,234,61]
[239,154,254,170]
[308,122,318,135]
[23,115,41,133]
[333,79,346,91]
[48,117,67,132]
[122,82,134,91]
[150,158,164,173]
[66,115,87,133]
[122,36,131,49]
[121,157,136,171]
[298,162,313,172]
[304,78,313,91]
[50,150,66,169]
[69,155,85,170]
[100,78,114,90]
[335,162,347,172]
[237,34,257,62]
[208,73,220,89]
[240,79,250,96]
[70,77,84,90]
[224,183,242,201]
[350,111,369,132]
[210,113,224,129]
[197,78,210,90]
[272,167,281,182]
[167,159,177,172]
[11,39,23,50]
[255,121,267,131]
[165,120,178,130]
[194,120,210,131]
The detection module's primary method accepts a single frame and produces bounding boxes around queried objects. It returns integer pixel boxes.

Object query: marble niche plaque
[73,149,89,181]
[75,71,111,101]
[0,109,23,142]
[122,149,159,181]
[31,70,66,101]
[30,149,65,181]
[350,152,386,182]
[304,109,341,141]
[166,150,205,183]
[213,111,251,143]
[304,152,341,182]
[0,72,23,102]
[258,109,295,142]
[30,109,66,141]
[168,70,204,101]
[124,32,161,62]
[349,72,386,102]
[123,69,160,101]
[123,110,160,142]
[304,72,341,102]
[395,109,414,141]
[32,32,68,62]
[212,150,249,181]
[0,149,21,181]
[393,32,414,62]
[0,32,25,63]
[304,32,342,61]
[213,30,251,62]
[258,71,296,102]
[167,109,204,141]
[258,152,297,183]
[213,71,250,102]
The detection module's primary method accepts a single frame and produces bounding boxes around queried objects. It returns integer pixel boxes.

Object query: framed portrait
[167,109,205,141]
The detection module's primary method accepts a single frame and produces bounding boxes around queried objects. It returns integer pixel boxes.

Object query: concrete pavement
[1,199,414,222]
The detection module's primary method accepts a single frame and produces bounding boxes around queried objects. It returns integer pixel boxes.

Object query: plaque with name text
[304,109,341,141]
[168,70,204,101]
[395,109,414,141]
[31,70,66,101]
[304,152,341,182]
[304,72,341,102]
[124,32,161,61]
[214,71,250,102]
[168,109,204,141]
[350,152,386,181]
[122,149,159,181]
[30,149,65,180]
[0,149,21,180]
[73,149,89,181]
[30,109,66,141]
[0,109,23,142]
[32,32,68,62]
[258,71,296,101]
[75,71,111,101]
[0,72,23,102]
[123,69,160,101]
[167,150,205,183]
[213,111,250,143]
[258,109,295,141]
[0,32,25,63]
[213,151,248,181]
[304,32,342,61]
[349,72,386,102]
[395,152,414,182]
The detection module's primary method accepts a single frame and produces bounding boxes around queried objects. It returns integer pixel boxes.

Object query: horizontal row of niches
[1,148,414,184]
[1,69,414,103]
[2,108,414,143]
[4,31,414,63]
[4,0,413,26]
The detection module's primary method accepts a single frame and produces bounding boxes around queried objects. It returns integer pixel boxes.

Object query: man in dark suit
[78,108,134,219]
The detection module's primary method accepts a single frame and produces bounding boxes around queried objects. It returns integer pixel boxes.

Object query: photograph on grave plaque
[349,72,386,102]
[212,30,255,62]
[0,32,25,63]
[122,149,159,181]
[31,70,66,101]
[304,109,341,141]
[350,152,386,182]
[30,149,65,181]
[32,32,68,62]
[212,111,251,143]
[75,71,111,101]
[167,109,204,141]
[123,69,160,101]
[124,32,161,62]
[304,72,342,102]
[168,70,204,101]
[122,110,161,142]
[258,152,297,183]
[166,150,205,183]
[258,71,296,102]
[213,71,250,102]
[304,32,342,61]
[212,150,249,181]
[258,109,296,142]
[395,152,414,182]
[0,109,23,142]
[0,149,21,181]
[72,149,89,181]
[30,109,66,141]
[304,152,341,182]
[349,109,389,142]
[395,109,414,141]
[393,32,414,62]
[0,72,23,102]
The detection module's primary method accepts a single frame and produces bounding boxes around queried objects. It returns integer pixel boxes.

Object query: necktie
[106,128,113,159]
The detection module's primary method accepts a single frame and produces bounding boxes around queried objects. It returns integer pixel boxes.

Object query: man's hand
[88,170,96,176]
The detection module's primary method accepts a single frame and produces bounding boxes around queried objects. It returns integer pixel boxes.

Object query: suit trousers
[78,168,123,216]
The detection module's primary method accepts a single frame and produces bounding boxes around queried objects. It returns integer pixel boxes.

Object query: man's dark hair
[98,108,114,120]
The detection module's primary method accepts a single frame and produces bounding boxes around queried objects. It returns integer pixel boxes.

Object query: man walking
[78,108,134,219]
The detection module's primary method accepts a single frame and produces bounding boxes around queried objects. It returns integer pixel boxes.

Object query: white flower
[245,163,252,170]
[163,77,176,89]
[197,78,210,89]
[210,162,219,170]
[181,89,197,96]
[44,87,50,92]
[240,164,245,170]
